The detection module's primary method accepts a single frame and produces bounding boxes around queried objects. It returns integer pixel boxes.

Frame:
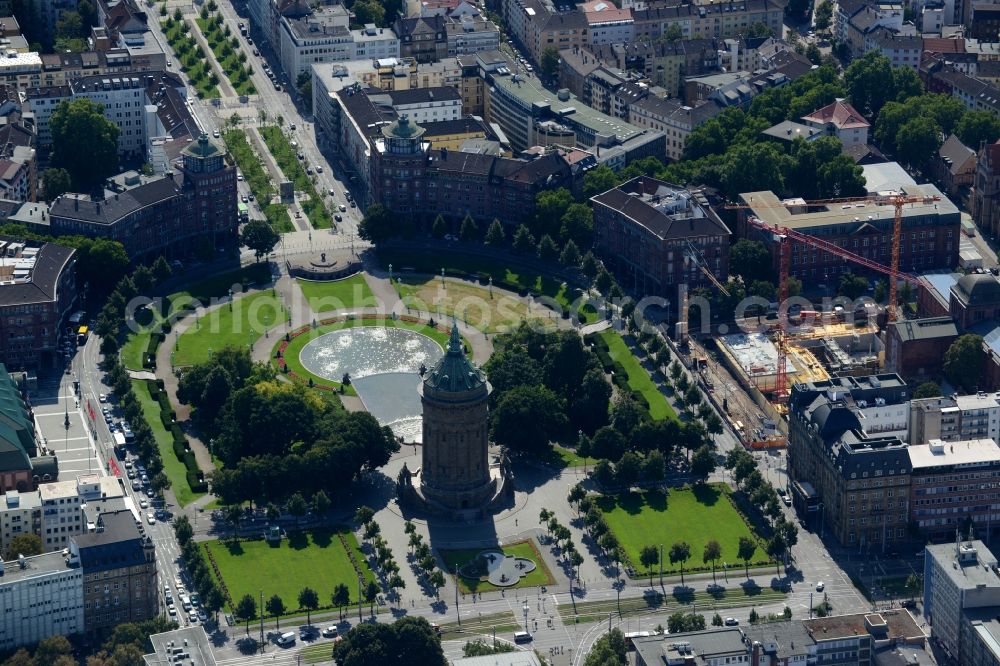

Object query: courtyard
[594,485,771,578]
[204,527,375,614]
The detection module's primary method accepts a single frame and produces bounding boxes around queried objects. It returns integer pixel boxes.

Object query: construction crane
[724,192,939,399]
[676,240,730,342]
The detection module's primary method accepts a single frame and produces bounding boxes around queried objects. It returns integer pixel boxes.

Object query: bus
[238,202,249,221]
[77,326,88,345]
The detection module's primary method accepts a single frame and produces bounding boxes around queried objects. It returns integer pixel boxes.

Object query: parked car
[147,512,155,525]
[334,214,342,222]
[724,618,739,626]
[322,626,338,638]
[816,582,825,591]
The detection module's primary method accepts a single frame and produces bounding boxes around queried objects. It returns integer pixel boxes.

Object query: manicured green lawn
[276,317,460,393]
[174,291,285,366]
[599,330,676,421]
[121,329,152,371]
[260,126,333,229]
[377,248,597,323]
[195,18,256,95]
[204,528,375,613]
[439,540,555,593]
[297,274,377,313]
[161,20,220,98]
[595,485,770,577]
[538,445,590,469]
[132,380,203,507]
[167,264,273,312]
[222,131,294,233]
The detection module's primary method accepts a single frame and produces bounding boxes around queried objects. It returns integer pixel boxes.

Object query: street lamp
[522,601,529,633]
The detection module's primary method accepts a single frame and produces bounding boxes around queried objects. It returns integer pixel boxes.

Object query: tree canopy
[179,348,399,505]
[50,97,120,190]
[332,616,446,666]
[944,334,985,393]
[240,219,279,261]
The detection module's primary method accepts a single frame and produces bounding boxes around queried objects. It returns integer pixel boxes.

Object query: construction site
[684,191,946,448]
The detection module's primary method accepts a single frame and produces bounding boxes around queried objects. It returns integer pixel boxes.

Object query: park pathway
[154,271,284,473]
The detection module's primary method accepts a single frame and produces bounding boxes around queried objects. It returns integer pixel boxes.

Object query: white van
[278,632,296,646]
[181,595,192,611]
[513,631,532,643]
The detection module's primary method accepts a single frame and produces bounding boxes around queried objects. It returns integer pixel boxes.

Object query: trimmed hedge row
[142,332,165,370]
[147,380,208,493]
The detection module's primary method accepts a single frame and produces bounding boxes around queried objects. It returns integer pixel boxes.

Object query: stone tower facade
[418,323,496,510]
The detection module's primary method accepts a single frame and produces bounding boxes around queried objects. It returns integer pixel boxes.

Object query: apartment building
[628,96,724,160]
[279,5,400,78]
[445,14,501,56]
[27,71,196,162]
[586,9,635,45]
[864,28,922,70]
[591,176,730,296]
[72,510,158,631]
[921,60,1000,117]
[632,0,783,43]
[972,140,1000,237]
[934,133,977,198]
[44,134,237,260]
[395,15,448,63]
[788,384,913,548]
[528,11,590,64]
[0,241,77,371]
[484,68,664,160]
[0,52,43,92]
[909,392,1000,444]
[0,550,84,651]
[800,99,870,148]
[736,186,960,287]
[884,316,958,380]
[0,489,40,556]
[370,114,572,227]
[924,541,1000,662]
[909,439,1000,541]
[38,49,167,89]
[37,474,126,551]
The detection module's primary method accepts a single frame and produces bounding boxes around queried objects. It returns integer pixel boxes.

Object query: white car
[322,626,338,638]
[816,582,825,591]
[237,173,244,181]
[316,165,323,173]
[168,605,177,617]
[339,205,346,212]
[99,393,107,403]
[724,617,739,626]
[140,499,148,509]
[147,512,156,525]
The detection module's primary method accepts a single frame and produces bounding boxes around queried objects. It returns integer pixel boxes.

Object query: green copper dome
[182,132,224,159]
[423,322,484,393]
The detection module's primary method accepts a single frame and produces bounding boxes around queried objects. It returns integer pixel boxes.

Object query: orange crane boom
[724,192,939,399]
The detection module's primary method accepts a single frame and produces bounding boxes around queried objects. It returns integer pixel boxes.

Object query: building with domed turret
[43,133,237,261]
[417,322,497,510]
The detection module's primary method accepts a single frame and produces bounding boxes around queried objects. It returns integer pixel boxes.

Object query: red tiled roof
[801,99,871,129]
[923,37,965,53]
